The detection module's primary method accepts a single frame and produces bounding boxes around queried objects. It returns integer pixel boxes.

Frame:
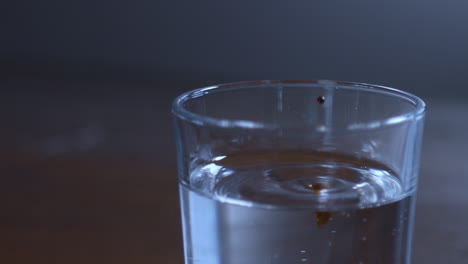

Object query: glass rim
[172,80,426,130]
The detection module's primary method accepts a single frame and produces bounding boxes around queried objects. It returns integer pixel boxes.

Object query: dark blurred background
[1,1,467,263]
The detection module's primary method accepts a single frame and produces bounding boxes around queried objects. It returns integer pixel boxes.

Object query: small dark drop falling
[317,96,325,104]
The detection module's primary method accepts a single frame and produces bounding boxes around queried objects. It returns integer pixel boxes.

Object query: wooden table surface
[1,78,467,263]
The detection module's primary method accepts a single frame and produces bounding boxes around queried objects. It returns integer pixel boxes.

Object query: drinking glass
[173,80,425,264]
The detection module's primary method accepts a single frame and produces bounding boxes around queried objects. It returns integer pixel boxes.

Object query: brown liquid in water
[184,149,413,264]
[305,183,331,227]
[212,149,395,228]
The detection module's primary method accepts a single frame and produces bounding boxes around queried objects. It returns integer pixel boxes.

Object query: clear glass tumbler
[173,80,425,264]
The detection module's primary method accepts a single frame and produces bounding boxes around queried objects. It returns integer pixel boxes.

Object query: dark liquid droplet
[305,182,331,228]
[317,96,325,104]
[305,182,328,194]
[315,211,331,228]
